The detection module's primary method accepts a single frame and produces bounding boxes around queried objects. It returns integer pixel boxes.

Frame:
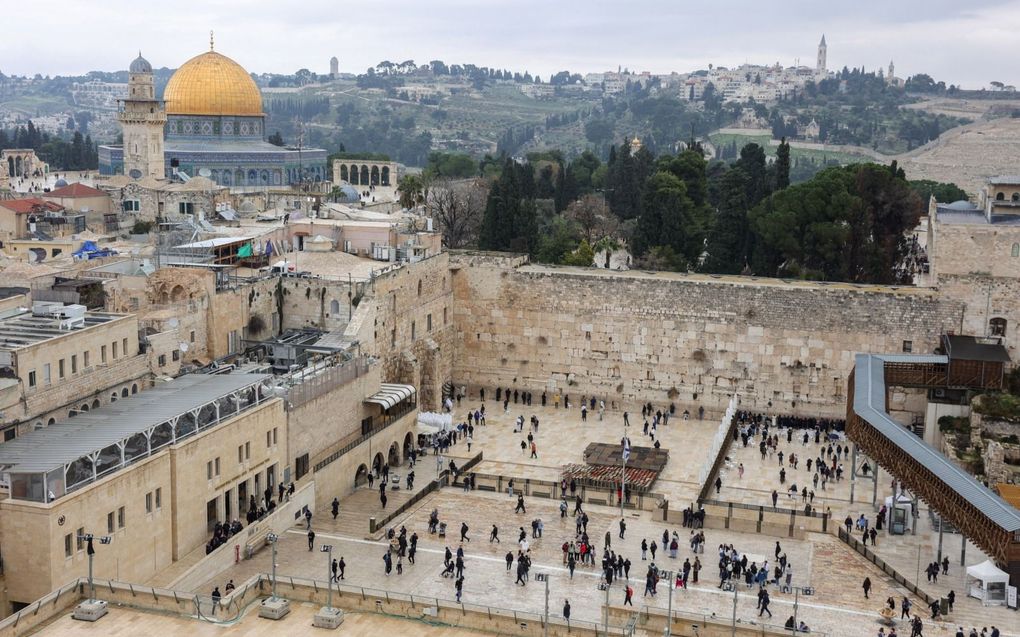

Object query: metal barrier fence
[837,527,937,605]
[370,452,485,533]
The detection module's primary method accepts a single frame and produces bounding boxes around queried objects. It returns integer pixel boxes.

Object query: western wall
[450,252,967,416]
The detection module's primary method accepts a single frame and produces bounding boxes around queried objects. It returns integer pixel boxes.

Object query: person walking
[759,589,772,618]
[515,494,526,514]
[863,577,872,599]
[619,519,626,539]
[461,522,470,542]
[563,599,571,622]
[490,524,500,543]
[624,584,634,606]
[455,575,464,602]
[901,596,912,620]
[641,539,648,560]
[307,528,315,551]
[505,551,514,572]
[331,497,340,520]
[338,556,346,580]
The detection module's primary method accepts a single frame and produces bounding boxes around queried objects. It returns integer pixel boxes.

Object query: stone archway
[371,166,380,186]
[403,432,414,459]
[387,442,400,467]
[91,399,100,410]
[382,166,390,186]
[354,463,369,486]
[340,165,349,182]
[372,452,384,475]
[360,165,369,184]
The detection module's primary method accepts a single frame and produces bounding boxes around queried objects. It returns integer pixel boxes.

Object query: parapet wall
[451,256,965,416]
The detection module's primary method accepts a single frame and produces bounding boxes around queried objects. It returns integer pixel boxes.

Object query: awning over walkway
[364,383,416,410]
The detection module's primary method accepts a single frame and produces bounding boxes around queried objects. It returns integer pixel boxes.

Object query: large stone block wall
[368,253,457,411]
[451,256,965,416]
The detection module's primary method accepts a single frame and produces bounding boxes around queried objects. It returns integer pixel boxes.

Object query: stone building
[925,177,1020,358]
[0,374,286,610]
[0,293,147,441]
[100,44,328,186]
[332,159,400,189]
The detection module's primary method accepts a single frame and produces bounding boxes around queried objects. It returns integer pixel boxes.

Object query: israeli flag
[622,437,631,462]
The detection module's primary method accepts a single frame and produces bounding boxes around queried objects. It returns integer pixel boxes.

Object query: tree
[908,179,968,204]
[535,216,580,264]
[479,159,538,255]
[748,163,922,283]
[397,174,427,210]
[735,143,769,206]
[425,178,488,248]
[562,239,595,266]
[633,172,689,259]
[703,168,750,274]
[774,137,791,190]
[564,194,618,244]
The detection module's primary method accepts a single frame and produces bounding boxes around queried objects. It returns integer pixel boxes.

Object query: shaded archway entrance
[354,463,369,486]
[372,452,384,476]
[403,432,414,459]
[387,442,400,467]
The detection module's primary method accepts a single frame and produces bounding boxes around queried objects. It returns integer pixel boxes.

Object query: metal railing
[837,527,937,604]
[312,404,417,473]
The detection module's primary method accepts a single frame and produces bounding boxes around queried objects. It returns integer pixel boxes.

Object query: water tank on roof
[60,305,87,319]
[32,301,63,316]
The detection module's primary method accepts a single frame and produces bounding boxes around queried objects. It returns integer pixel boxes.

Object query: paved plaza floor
[191,402,1018,637]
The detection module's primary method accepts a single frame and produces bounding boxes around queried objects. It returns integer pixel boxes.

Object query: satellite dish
[168,317,179,328]
[199,168,212,177]
[179,342,189,352]
[128,168,142,179]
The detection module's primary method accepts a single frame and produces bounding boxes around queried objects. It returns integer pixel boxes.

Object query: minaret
[119,52,166,179]
[816,35,827,74]
[888,60,895,80]
[330,56,339,79]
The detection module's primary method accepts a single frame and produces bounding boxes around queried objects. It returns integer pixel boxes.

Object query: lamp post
[722,582,738,635]
[660,570,674,637]
[77,533,112,602]
[788,585,814,635]
[72,533,112,622]
[320,544,334,611]
[267,533,280,601]
[536,572,550,637]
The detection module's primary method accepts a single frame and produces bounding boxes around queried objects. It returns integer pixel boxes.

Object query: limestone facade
[449,253,964,416]
[0,301,148,439]
[0,396,285,610]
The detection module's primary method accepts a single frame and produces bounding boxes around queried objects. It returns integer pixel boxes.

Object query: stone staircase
[314,485,421,540]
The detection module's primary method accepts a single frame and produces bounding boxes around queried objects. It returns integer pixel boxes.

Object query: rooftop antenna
[210,30,214,52]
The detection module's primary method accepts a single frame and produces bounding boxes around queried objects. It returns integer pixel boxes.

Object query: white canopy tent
[965,560,1009,605]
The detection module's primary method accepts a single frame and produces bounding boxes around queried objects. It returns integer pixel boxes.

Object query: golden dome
[163,51,262,116]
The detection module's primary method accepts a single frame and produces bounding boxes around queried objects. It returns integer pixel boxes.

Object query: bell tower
[817,35,827,75]
[119,52,166,179]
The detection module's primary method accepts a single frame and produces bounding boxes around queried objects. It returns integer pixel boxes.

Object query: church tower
[888,60,895,79]
[816,35,827,75]
[330,56,339,79]
[118,52,166,179]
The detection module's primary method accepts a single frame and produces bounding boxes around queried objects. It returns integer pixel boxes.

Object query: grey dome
[945,200,977,210]
[130,53,152,74]
[54,178,68,187]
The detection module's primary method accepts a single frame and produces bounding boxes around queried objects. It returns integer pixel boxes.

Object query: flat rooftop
[0,373,272,501]
[0,310,129,352]
[28,601,470,636]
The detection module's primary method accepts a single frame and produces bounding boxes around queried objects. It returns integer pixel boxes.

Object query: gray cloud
[3,0,1018,88]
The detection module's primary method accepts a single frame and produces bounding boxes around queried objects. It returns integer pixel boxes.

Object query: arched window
[1012,243,1020,257]
[131,383,138,394]
[990,317,1007,337]
[329,299,340,315]
[996,192,1005,201]
[1012,193,1020,202]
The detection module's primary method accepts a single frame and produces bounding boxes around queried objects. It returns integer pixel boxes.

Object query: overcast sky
[5,0,1019,88]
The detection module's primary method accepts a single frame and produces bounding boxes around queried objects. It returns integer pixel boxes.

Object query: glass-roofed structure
[0,373,271,503]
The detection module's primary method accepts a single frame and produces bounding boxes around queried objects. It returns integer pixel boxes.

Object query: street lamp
[660,570,674,637]
[320,544,334,611]
[72,533,112,622]
[536,572,550,637]
[313,542,344,628]
[259,533,291,620]
[267,533,280,600]
[788,585,814,635]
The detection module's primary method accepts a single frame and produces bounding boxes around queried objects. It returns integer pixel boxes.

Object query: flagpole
[620,431,628,519]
